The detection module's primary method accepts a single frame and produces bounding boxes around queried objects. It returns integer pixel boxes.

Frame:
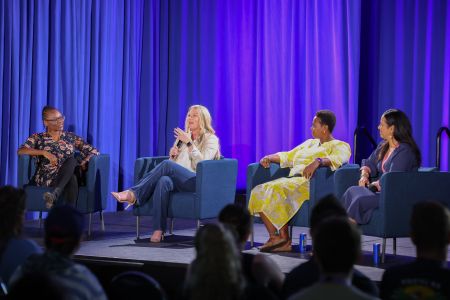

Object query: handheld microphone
[171,139,183,159]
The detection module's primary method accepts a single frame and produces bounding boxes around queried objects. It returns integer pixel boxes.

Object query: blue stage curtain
[165,0,361,190]
[1,0,361,210]
[0,0,166,211]
[358,0,450,170]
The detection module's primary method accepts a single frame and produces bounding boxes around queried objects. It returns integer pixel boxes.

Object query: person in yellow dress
[248,110,351,252]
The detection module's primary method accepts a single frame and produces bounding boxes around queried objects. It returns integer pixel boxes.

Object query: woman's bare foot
[150,230,164,243]
[271,240,292,252]
[111,190,136,205]
[260,237,287,252]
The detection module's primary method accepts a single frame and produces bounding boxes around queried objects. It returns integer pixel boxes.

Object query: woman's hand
[260,156,271,168]
[174,128,191,144]
[43,151,58,166]
[358,176,369,187]
[371,180,381,192]
[303,160,320,179]
[169,146,179,159]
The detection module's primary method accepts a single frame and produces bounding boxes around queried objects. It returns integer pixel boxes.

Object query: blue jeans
[130,160,196,231]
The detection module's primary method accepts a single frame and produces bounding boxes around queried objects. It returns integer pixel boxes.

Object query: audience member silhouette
[219,204,283,298]
[283,194,379,299]
[184,223,246,300]
[9,205,107,300]
[0,186,41,286]
[380,201,450,299]
[288,217,378,300]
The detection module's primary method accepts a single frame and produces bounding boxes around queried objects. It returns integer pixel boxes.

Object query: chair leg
[393,238,397,256]
[88,213,92,239]
[250,216,254,247]
[39,211,42,228]
[197,219,201,229]
[170,218,174,234]
[100,211,105,231]
[381,238,387,264]
[136,216,140,239]
[289,225,293,240]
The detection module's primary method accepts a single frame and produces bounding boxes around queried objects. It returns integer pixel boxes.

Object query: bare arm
[17,147,57,166]
[18,146,45,156]
[260,154,281,168]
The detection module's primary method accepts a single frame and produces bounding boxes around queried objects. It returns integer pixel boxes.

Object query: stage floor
[23,210,450,284]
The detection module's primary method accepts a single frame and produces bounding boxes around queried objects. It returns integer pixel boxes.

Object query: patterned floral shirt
[21,131,99,187]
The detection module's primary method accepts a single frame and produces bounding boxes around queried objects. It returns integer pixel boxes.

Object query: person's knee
[157,176,174,191]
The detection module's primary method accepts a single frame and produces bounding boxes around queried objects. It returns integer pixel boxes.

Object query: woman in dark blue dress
[342,109,421,224]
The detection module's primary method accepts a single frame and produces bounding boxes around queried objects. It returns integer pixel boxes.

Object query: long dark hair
[378,109,421,166]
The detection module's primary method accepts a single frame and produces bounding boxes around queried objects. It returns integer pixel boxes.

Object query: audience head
[218,204,251,247]
[314,217,361,275]
[44,205,84,256]
[310,194,347,236]
[186,223,245,300]
[109,271,167,300]
[185,105,216,135]
[410,201,450,258]
[315,110,336,134]
[0,186,26,240]
[379,108,421,165]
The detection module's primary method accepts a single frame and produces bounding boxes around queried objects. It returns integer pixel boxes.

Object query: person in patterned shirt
[248,110,351,253]
[17,106,99,208]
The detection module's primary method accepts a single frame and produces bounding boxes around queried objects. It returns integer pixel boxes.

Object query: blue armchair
[246,163,358,246]
[132,156,238,238]
[17,154,110,237]
[334,166,450,262]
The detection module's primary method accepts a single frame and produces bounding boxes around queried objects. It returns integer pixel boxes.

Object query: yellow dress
[248,139,351,229]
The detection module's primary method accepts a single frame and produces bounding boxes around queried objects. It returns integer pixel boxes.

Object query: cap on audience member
[45,205,84,240]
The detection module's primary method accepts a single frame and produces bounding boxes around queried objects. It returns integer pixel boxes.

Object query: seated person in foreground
[0,186,42,285]
[380,201,450,299]
[342,109,421,224]
[17,106,99,208]
[111,105,221,243]
[248,110,351,252]
[184,224,246,300]
[9,205,107,300]
[288,217,378,300]
[219,204,285,296]
[282,194,379,299]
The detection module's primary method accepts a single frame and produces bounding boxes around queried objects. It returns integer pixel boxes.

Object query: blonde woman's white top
[174,133,220,172]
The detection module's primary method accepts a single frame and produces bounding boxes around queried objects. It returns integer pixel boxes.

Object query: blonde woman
[184,224,246,300]
[112,105,220,243]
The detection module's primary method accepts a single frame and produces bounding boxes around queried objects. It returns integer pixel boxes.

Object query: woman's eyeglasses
[45,115,65,123]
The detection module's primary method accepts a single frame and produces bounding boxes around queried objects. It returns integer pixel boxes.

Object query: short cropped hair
[410,201,450,252]
[315,110,336,133]
[218,204,251,243]
[310,194,347,236]
[314,217,361,274]
[42,106,57,121]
